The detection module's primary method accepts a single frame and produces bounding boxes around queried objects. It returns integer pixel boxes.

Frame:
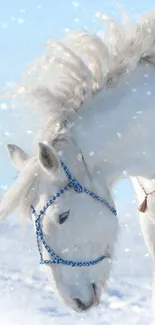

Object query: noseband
[31,161,117,267]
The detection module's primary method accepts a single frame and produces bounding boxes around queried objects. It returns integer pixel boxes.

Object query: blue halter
[31,161,117,267]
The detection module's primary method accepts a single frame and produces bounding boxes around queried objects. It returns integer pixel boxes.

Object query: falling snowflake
[62,248,69,253]
[63,28,70,33]
[4,131,10,136]
[18,18,25,24]
[117,132,122,138]
[26,130,33,134]
[0,185,8,190]
[124,248,130,253]
[58,151,63,157]
[0,103,8,110]
[72,1,80,7]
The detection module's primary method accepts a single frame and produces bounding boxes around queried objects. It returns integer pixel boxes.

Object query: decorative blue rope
[31,161,117,267]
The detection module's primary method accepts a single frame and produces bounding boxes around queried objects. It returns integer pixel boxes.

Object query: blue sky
[0,0,155,83]
[0,0,155,199]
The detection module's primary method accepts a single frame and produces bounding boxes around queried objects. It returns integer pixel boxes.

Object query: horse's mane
[0,157,40,220]
[9,9,155,146]
[1,9,155,220]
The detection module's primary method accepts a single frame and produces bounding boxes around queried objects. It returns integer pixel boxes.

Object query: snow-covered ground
[0,0,155,324]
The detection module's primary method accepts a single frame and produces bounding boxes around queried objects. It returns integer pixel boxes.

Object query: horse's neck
[70,61,155,188]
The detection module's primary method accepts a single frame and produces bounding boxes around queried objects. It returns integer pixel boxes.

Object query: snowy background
[0,0,154,324]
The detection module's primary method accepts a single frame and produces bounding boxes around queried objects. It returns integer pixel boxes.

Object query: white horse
[1,8,155,317]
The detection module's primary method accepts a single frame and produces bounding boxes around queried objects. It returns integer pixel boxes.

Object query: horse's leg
[130,177,155,321]
[139,206,155,322]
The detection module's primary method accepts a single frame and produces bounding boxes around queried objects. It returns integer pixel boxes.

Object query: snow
[17,18,25,24]
[117,132,122,138]
[26,130,33,134]
[0,103,8,110]
[72,1,80,7]
[89,151,95,157]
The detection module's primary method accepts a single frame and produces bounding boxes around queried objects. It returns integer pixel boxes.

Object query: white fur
[1,8,155,318]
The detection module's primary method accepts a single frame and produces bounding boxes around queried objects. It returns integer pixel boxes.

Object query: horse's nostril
[92,282,97,296]
[74,298,93,311]
[74,298,87,311]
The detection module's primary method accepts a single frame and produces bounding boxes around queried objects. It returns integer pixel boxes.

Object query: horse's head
[3,142,118,312]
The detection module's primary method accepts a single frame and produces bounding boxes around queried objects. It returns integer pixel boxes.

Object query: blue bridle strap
[31,161,117,267]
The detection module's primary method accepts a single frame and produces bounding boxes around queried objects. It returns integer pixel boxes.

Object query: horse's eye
[59,210,70,224]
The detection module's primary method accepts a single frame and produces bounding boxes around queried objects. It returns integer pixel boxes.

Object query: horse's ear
[6,144,29,170]
[37,142,60,173]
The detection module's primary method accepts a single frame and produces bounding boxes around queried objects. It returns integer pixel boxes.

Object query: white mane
[2,9,155,220]
[11,9,155,145]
